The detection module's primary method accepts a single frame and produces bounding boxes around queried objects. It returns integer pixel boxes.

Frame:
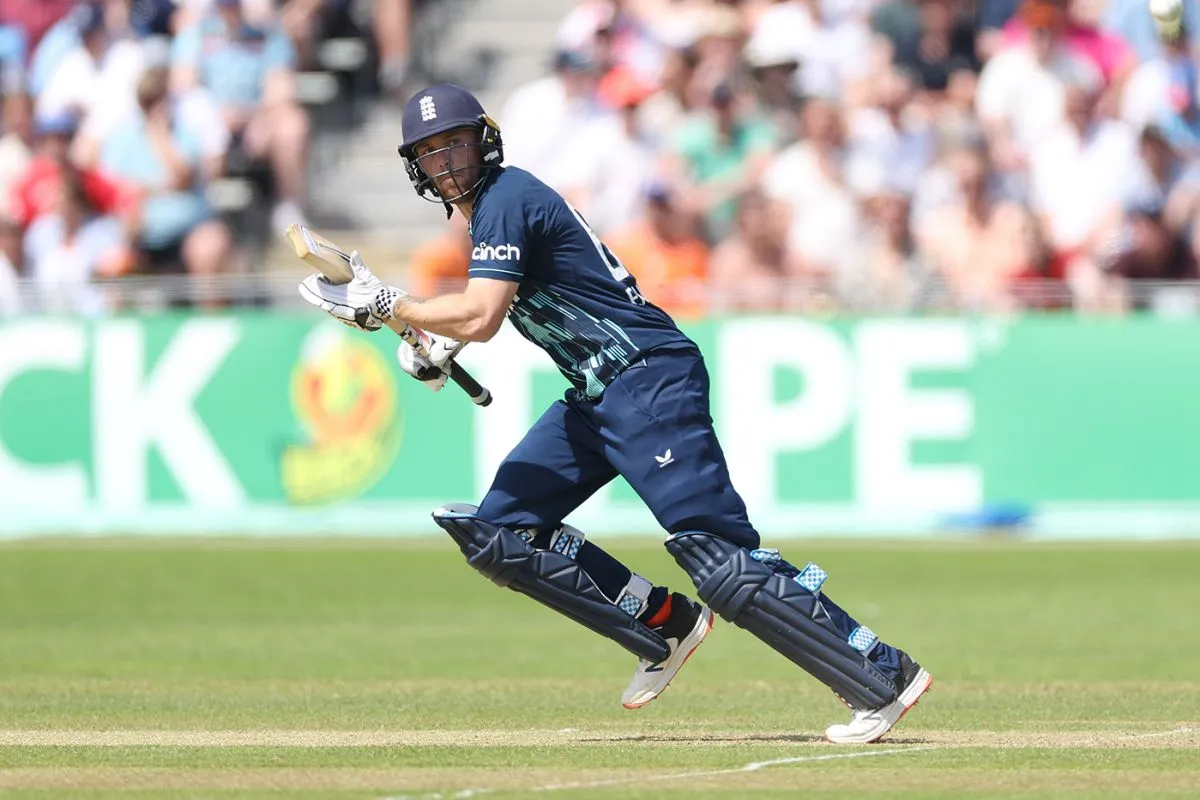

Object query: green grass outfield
[0,536,1197,799]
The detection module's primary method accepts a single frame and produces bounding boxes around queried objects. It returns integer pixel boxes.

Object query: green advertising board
[1,314,1198,538]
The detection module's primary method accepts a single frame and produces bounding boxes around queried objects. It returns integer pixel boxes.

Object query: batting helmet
[398,84,504,208]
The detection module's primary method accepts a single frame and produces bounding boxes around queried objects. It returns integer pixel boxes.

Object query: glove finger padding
[298,273,384,332]
[397,341,449,392]
[350,251,374,282]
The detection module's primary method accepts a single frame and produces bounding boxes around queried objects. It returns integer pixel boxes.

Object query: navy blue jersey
[467,167,696,398]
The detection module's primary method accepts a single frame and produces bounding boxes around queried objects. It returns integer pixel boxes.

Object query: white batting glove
[396,329,465,393]
[298,251,403,332]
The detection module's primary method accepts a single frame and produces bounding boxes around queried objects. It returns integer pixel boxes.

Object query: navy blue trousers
[477,348,759,547]
[475,348,901,679]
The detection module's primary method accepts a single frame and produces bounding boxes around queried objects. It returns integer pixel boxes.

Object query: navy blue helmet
[398,84,504,210]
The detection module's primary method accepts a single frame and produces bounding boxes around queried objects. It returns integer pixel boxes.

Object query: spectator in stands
[172,0,311,232]
[928,62,987,146]
[637,44,698,148]
[1028,81,1136,280]
[0,20,26,94]
[558,0,664,85]
[100,65,232,300]
[0,92,33,222]
[762,96,861,278]
[742,22,804,143]
[1110,207,1195,290]
[1130,40,1200,157]
[499,48,607,191]
[273,0,358,71]
[26,5,87,98]
[975,0,1022,60]
[912,144,1042,309]
[998,0,1135,88]
[0,214,20,315]
[871,0,980,93]
[780,0,874,101]
[373,0,413,96]
[975,0,1103,174]
[173,0,278,30]
[707,187,795,312]
[0,0,75,63]
[1126,124,1199,228]
[129,0,178,39]
[11,110,127,230]
[1107,125,1199,282]
[35,1,146,151]
[560,65,659,235]
[1105,0,1200,62]
[1121,7,1198,134]
[23,171,132,315]
[838,181,946,312]
[685,4,748,101]
[743,0,815,79]
[75,52,233,179]
[663,81,775,242]
[606,182,709,318]
[407,213,471,298]
[844,65,936,197]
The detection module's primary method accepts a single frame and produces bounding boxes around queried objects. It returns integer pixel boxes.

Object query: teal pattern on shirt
[465,166,697,398]
[508,286,638,398]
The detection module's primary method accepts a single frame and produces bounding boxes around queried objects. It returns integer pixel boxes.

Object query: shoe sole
[621,607,714,710]
[824,668,934,744]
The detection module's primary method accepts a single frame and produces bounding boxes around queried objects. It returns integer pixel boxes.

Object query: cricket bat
[286,223,493,407]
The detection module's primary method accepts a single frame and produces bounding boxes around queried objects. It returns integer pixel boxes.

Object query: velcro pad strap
[616,574,653,618]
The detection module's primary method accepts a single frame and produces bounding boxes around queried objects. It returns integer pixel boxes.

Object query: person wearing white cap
[743,22,804,143]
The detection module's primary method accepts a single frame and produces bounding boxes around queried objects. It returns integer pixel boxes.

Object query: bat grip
[448,362,493,406]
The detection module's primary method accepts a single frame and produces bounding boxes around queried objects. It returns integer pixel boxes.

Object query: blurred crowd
[3,0,1199,319]
[0,0,408,314]
[410,0,1200,316]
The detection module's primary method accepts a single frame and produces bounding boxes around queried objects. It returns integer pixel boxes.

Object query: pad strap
[615,574,653,618]
[548,525,585,560]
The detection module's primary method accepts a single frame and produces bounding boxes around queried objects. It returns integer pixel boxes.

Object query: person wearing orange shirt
[605,182,709,319]
[406,213,471,297]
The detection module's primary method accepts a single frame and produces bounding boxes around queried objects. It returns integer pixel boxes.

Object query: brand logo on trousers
[655,449,675,468]
[472,243,522,261]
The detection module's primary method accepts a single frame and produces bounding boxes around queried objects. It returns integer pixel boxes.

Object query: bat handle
[448,362,493,406]
[388,319,493,407]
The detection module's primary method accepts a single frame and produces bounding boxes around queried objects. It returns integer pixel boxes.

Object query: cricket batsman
[297,83,932,743]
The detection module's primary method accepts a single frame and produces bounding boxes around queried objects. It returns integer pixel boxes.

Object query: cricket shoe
[824,650,933,744]
[621,593,713,709]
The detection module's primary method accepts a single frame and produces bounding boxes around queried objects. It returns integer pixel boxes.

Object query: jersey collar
[467,166,504,234]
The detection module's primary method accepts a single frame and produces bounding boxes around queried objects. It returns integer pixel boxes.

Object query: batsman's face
[413,128,483,202]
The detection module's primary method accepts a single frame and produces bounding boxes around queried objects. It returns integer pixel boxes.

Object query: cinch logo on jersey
[419,96,437,121]
[472,243,522,261]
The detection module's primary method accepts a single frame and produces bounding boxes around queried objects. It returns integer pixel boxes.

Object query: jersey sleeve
[466,192,530,283]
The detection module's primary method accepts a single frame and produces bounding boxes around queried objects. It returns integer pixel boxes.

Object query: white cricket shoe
[621,593,714,709]
[825,651,933,744]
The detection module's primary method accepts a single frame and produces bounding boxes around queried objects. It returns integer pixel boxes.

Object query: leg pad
[666,531,896,709]
[434,504,670,663]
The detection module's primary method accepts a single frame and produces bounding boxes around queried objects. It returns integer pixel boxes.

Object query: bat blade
[284,224,494,407]
[286,223,354,284]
